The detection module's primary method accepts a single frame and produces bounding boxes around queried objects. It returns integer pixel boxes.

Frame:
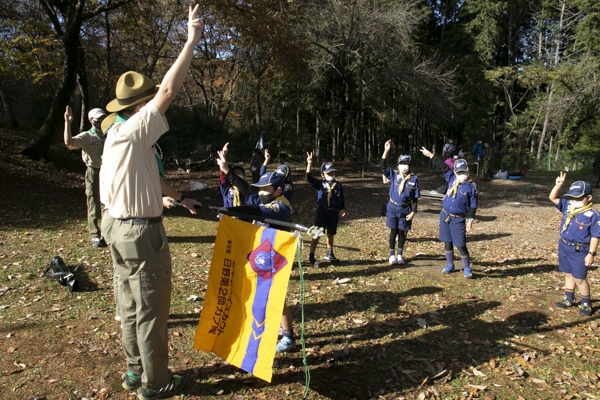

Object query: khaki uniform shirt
[100,101,169,219]
[71,128,104,168]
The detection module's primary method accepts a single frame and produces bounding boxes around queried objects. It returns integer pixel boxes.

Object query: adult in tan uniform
[64,107,107,247]
[100,5,203,399]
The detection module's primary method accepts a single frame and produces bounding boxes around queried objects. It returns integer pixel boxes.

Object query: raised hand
[384,139,392,152]
[556,171,566,186]
[306,152,313,164]
[420,146,433,159]
[187,5,204,46]
[222,142,229,157]
[64,105,73,124]
[216,150,229,173]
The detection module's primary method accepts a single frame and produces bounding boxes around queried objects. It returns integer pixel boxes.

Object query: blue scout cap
[398,155,411,164]
[320,162,336,174]
[564,181,592,198]
[454,159,469,172]
[251,172,284,189]
[274,164,290,179]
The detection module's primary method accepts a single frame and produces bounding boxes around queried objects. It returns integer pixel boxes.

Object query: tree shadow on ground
[167,235,217,244]
[294,288,444,324]
[261,295,599,400]
[290,263,406,282]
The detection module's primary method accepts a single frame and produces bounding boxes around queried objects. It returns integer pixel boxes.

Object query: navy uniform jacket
[225,169,291,224]
[381,159,420,206]
[556,198,600,243]
[219,171,246,208]
[307,173,345,211]
[432,156,477,217]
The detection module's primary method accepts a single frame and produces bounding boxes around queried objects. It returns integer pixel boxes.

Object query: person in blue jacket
[381,139,420,265]
[550,174,600,316]
[215,142,247,208]
[306,152,346,264]
[259,148,294,202]
[421,146,478,278]
[471,140,483,160]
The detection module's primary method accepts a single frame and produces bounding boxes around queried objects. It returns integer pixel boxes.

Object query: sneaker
[555,296,576,308]
[309,256,317,266]
[92,237,107,248]
[388,255,397,265]
[396,255,405,265]
[276,336,296,353]
[324,253,339,263]
[463,267,472,279]
[122,372,142,391]
[442,265,455,274]
[579,302,592,316]
[137,375,185,400]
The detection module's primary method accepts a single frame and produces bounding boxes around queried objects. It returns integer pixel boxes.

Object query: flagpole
[209,207,324,238]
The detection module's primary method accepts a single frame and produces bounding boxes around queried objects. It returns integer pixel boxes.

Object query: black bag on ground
[44,256,78,292]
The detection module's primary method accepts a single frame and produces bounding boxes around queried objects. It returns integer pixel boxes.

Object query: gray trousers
[109,218,172,390]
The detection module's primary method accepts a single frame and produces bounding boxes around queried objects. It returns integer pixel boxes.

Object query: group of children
[215,144,347,352]
[213,140,598,356]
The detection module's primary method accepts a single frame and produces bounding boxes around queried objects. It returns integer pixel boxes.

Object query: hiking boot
[555,296,576,309]
[442,265,455,274]
[463,267,473,279]
[92,237,107,248]
[388,255,397,265]
[276,336,296,353]
[579,302,593,316]
[137,375,185,400]
[122,372,142,391]
[396,255,405,265]
[324,253,339,263]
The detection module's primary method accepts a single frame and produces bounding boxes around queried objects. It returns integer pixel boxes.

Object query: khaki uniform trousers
[100,212,120,318]
[85,167,103,238]
[110,218,172,390]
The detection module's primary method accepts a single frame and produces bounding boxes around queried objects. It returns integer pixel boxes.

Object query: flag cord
[297,241,311,398]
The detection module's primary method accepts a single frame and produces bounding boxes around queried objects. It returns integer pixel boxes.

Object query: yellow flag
[193,215,298,382]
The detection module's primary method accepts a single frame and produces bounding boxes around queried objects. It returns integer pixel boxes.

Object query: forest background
[1,0,599,170]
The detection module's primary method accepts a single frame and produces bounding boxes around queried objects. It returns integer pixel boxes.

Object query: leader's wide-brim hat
[106,71,159,113]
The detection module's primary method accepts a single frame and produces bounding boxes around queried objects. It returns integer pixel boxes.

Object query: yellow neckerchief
[449,176,473,197]
[397,172,412,196]
[232,186,241,207]
[325,180,337,207]
[562,202,593,232]
[277,195,292,213]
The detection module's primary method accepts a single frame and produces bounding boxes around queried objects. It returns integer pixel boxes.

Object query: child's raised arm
[549,171,566,205]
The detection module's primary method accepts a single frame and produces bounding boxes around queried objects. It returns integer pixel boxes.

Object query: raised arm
[153,5,204,115]
[549,171,566,206]
[63,105,74,147]
[381,139,391,171]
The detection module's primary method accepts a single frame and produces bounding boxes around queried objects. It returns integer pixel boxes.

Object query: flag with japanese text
[193,215,298,382]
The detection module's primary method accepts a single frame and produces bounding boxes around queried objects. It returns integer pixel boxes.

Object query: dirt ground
[1,129,599,400]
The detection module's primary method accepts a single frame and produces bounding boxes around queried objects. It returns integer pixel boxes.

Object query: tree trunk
[21,20,81,160]
[77,44,90,132]
[0,80,18,129]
